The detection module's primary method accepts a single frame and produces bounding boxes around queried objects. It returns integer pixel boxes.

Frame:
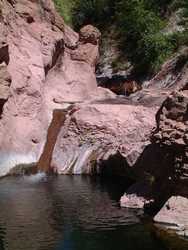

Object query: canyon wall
[0,0,114,176]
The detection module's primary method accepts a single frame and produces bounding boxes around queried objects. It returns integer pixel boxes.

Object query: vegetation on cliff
[54,0,188,75]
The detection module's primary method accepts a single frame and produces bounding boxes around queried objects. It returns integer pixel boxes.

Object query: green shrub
[53,0,188,75]
[71,0,116,30]
[139,33,177,73]
[53,0,75,25]
[116,0,177,74]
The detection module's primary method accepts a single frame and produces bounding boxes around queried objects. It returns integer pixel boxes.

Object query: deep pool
[0,175,176,250]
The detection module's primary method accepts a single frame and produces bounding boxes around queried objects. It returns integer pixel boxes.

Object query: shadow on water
[0,226,5,250]
[0,175,186,250]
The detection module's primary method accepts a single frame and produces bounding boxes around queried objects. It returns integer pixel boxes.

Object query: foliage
[116,0,177,73]
[71,0,116,30]
[53,0,188,75]
[53,0,75,25]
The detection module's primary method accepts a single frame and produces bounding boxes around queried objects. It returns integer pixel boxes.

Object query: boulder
[79,25,101,45]
[120,182,154,209]
[51,103,157,174]
[154,196,188,237]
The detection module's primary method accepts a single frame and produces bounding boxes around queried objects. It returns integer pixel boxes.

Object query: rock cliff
[0,0,113,176]
[0,0,158,177]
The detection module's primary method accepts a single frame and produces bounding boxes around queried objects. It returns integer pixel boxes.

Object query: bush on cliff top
[53,0,75,25]
[53,0,188,75]
[115,0,177,74]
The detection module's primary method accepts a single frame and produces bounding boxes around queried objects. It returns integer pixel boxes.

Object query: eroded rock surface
[51,103,157,174]
[152,83,188,188]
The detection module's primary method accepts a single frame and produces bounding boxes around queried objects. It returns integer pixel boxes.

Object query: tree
[116,0,176,74]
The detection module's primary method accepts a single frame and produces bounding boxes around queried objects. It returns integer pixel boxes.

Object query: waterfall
[37,109,67,173]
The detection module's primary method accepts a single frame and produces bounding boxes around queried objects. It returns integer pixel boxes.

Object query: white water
[0,152,37,177]
[23,172,47,183]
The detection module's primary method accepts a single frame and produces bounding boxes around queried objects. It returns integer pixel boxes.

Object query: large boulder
[50,102,157,174]
[154,196,188,237]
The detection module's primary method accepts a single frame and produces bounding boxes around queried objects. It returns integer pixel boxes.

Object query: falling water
[23,172,47,183]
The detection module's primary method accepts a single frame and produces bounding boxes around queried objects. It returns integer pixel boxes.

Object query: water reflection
[0,175,178,250]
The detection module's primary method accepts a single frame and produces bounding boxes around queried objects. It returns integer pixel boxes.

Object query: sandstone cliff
[0,0,157,177]
[0,0,113,176]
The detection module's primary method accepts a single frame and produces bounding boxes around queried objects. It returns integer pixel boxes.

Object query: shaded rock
[150,81,188,198]
[0,62,11,115]
[0,62,11,100]
[151,85,188,199]
[154,90,188,147]
[0,20,9,64]
[120,83,188,210]
[97,73,142,96]
[154,196,188,237]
